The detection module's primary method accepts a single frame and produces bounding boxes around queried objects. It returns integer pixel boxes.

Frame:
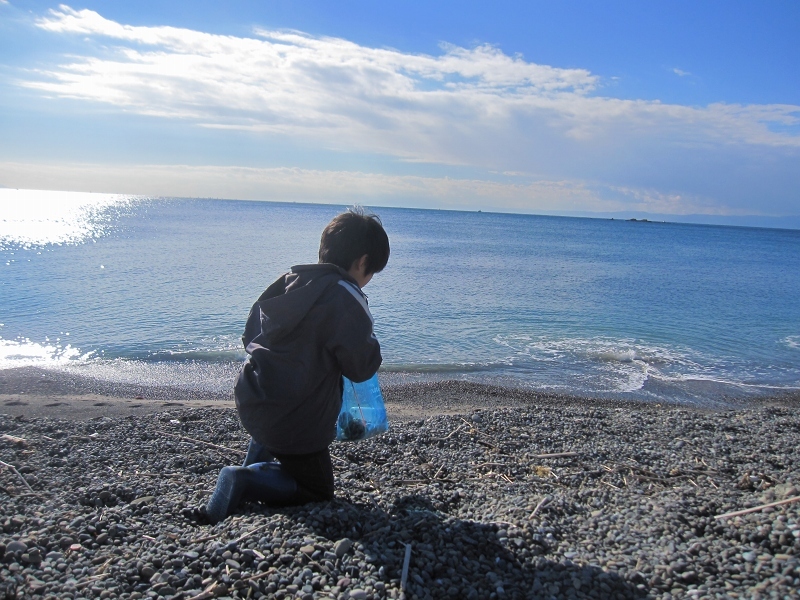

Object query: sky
[1,1,799,226]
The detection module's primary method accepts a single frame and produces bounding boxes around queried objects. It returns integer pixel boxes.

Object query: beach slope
[1,381,799,599]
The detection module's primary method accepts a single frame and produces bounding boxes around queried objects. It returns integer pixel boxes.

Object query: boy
[205,208,390,523]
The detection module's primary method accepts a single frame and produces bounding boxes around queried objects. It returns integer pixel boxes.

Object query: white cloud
[11,6,800,217]
[25,6,799,160]
[672,68,691,77]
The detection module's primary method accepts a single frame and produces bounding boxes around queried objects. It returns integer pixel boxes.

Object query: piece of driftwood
[459,417,500,449]
[187,567,278,600]
[0,459,34,493]
[431,424,465,441]
[233,520,278,544]
[0,434,27,445]
[714,495,800,520]
[532,452,578,459]
[529,495,550,519]
[400,543,412,592]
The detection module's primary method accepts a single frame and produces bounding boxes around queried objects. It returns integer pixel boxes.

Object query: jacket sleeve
[327,289,382,383]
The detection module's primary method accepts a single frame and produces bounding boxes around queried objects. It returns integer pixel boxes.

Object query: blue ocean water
[1,189,799,405]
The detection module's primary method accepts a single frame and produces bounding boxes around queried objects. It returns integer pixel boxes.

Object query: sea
[2,189,799,407]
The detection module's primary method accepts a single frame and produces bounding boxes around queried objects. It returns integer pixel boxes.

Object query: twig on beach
[431,424,464,441]
[158,431,245,456]
[233,520,275,544]
[307,559,333,576]
[714,496,800,520]
[186,567,278,599]
[476,439,498,450]
[189,534,218,544]
[190,518,276,546]
[601,480,620,490]
[529,495,550,520]
[74,557,118,590]
[400,543,412,593]
[330,454,349,465]
[187,583,223,600]
[459,417,500,449]
[531,452,578,459]
[433,464,445,480]
[0,459,35,494]
[75,574,107,590]
[0,434,27,446]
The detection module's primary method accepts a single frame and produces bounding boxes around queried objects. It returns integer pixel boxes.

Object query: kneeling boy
[205,209,390,523]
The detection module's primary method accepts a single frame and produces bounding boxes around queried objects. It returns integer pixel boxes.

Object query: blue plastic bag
[336,373,389,442]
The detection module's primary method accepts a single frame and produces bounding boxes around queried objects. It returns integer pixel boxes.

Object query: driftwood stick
[187,583,223,600]
[329,453,349,465]
[189,534,218,544]
[529,495,550,519]
[158,431,245,455]
[0,434,27,445]
[432,424,464,442]
[400,543,412,592]
[0,459,35,493]
[715,496,800,520]
[189,521,272,544]
[75,574,107,589]
[233,521,274,544]
[187,567,279,600]
[459,418,500,447]
[532,452,578,459]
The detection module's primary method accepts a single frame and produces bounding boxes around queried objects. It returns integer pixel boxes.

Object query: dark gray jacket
[234,263,381,454]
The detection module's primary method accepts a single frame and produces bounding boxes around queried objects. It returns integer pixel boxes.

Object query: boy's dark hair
[319,207,390,275]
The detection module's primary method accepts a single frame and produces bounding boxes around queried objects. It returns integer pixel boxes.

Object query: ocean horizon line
[2,187,799,232]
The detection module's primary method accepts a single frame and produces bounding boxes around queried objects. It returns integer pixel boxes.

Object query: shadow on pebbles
[1,401,799,599]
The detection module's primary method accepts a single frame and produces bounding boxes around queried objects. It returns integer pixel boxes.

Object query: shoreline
[2,366,800,422]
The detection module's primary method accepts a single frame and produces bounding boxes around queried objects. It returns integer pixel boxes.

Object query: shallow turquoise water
[1,191,799,404]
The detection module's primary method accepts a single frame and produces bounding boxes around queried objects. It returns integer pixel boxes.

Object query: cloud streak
[12,6,800,217]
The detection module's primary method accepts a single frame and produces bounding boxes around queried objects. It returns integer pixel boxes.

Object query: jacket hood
[244,263,358,349]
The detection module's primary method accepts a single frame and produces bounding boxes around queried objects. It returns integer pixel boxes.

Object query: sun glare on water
[0,188,139,249]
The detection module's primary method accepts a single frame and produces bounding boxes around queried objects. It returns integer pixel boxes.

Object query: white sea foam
[784,336,800,350]
[491,334,715,394]
[0,188,141,249]
[0,337,89,369]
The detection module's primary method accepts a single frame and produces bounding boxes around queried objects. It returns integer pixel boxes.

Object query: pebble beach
[1,381,799,600]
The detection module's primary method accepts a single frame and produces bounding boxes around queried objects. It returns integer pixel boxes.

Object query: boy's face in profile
[348,254,373,288]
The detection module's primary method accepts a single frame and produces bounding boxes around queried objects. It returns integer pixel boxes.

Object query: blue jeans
[243,438,335,502]
[206,439,335,523]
